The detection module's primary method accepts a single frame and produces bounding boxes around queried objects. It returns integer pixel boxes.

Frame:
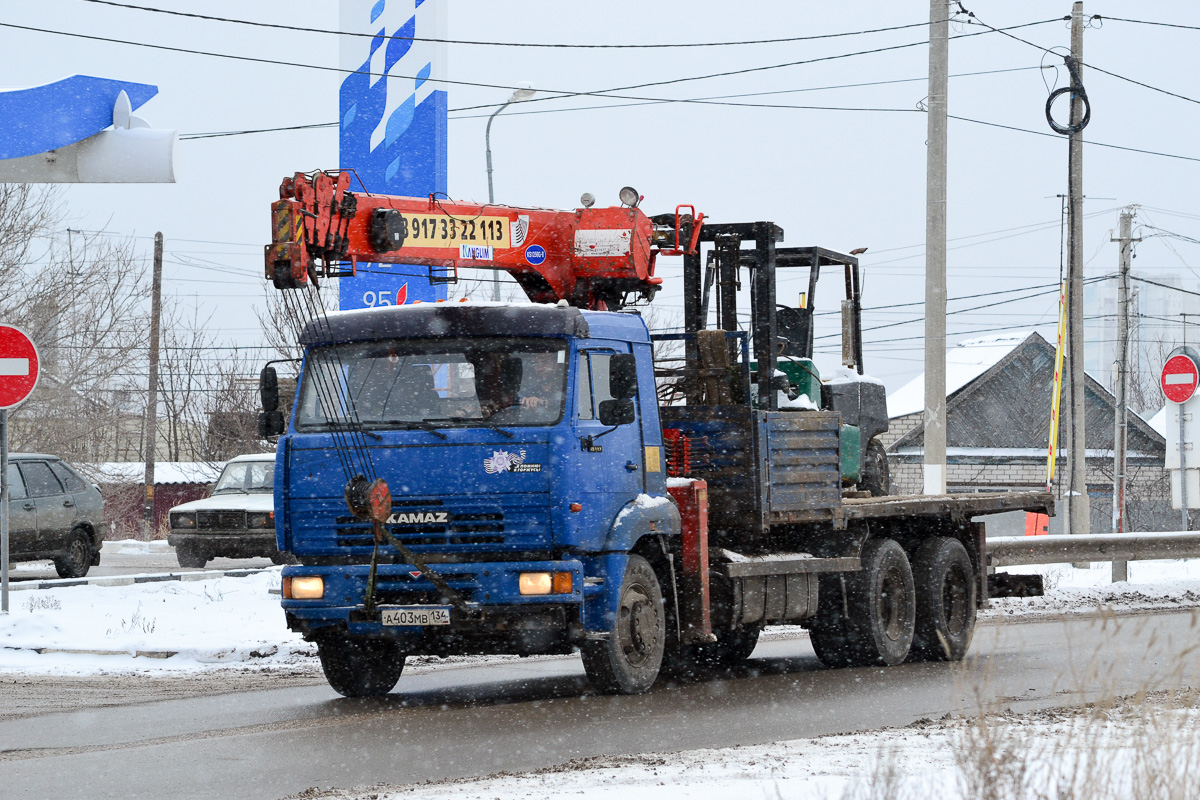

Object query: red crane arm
[265,171,703,310]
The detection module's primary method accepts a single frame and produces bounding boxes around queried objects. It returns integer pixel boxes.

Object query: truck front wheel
[316,634,406,698]
[581,555,665,694]
[908,537,976,662]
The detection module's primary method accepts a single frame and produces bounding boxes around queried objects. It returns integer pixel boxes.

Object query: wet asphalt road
[3,609,1199,800]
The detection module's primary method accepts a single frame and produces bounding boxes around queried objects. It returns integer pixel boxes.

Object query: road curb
[6,568,272,592]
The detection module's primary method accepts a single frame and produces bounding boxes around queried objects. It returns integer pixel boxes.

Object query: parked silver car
[5,453,107,578]
[167,454,291,568]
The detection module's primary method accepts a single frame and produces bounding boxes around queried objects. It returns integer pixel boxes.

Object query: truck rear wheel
[908,537,976,662]
[581,555,665,694]
[316,634,406,698]
[827,538,915,667]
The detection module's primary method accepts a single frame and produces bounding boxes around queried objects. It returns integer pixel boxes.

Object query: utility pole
[1111,206,1138,582]
[1062,2,1090,536]
[142,232,163,540]
[923,0,949,495]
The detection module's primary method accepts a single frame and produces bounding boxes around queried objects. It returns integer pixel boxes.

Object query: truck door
[574,347,644,527]
[5,463,37,556]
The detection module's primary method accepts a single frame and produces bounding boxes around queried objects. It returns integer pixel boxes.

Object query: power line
[78,1,933,49]
[182,66,1042,140]
[1129,274,1200,298]
[948,114,1200,164]
[0,17,1059,122]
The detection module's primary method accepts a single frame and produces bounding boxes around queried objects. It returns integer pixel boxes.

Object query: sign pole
[1,408,8,614]
[1182,403,1190,532]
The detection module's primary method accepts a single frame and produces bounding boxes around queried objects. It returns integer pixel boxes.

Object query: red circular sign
[0,325,39,409]
[1162,353,1199,404]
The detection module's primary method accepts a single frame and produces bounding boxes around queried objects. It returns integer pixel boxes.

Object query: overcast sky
[2,0,1199,391]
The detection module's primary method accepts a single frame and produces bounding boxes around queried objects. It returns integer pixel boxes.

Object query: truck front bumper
[281,559,596,656]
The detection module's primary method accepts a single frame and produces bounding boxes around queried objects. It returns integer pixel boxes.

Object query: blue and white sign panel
[339,0,448,310]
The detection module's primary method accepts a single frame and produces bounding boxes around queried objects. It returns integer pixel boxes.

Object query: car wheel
[581,555,665,694]
[54,530,92,579]
[316,634,406,698]
[908,537,977,662]
[176,546,208,569]
[269,551,298,566]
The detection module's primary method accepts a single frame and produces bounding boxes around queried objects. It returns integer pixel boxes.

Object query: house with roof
[883,332,1171,535]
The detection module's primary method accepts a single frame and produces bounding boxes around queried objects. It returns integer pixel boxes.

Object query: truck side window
[576,353,594,420]
[577,352,625,421]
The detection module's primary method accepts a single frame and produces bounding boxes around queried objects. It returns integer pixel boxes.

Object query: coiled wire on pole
[1045,54,1091,134]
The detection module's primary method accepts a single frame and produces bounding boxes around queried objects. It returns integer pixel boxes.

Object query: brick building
[883,332,1170,536]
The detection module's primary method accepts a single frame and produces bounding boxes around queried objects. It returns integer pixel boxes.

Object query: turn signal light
[552,571,573,594]
[284,576,324,599]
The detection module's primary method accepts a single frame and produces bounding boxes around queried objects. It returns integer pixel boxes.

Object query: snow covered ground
[5,543,1200,800]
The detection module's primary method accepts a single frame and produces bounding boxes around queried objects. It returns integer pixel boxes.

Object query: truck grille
[331,497,545,550]
[197,510,245,529]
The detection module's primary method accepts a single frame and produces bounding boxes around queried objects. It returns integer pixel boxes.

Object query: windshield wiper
[388,419,448,440]
[422,418,514,439]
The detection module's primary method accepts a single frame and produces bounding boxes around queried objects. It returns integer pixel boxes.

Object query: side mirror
[259,366,285,437]
[598,398,635,426]
[260,366,279,412]
[609,354,638,399]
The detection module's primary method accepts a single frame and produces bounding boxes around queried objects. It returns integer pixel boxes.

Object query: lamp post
[485,84,536,300]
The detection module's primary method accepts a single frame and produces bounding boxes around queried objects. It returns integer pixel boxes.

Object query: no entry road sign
[1162,352,1200,405]
[0,325,39,409]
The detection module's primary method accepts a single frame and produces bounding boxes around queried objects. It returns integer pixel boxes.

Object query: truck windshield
[296,338,568,432]
[213,460,275,494]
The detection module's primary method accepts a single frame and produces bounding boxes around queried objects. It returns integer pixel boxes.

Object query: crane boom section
[266,171,698,309]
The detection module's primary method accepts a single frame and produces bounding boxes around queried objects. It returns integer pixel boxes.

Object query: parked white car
[166,454,292,568]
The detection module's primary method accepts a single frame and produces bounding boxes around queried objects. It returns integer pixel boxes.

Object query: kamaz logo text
[388,511,449,524]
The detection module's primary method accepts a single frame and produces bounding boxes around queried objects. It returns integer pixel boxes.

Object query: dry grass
[837,609,1200,800]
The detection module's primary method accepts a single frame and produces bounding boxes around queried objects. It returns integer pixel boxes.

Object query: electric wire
[78,1,933,49]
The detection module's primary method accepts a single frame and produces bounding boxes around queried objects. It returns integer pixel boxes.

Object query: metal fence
[988,531,1200,569]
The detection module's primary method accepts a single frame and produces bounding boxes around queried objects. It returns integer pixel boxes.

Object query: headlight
[284,576,324,599]
[519,572,552,595]
[247,511,275,529]
[170,512,196,530]
[519,571,573,595]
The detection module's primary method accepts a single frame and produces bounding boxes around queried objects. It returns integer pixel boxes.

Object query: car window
[20,461,65,498]
[6,463,26,500]
[50,462,90,493]
[213,460,275,494]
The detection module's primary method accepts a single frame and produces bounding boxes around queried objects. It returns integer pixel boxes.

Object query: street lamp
[485,84,536,300]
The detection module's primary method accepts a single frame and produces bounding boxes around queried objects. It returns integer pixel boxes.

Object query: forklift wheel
[860,438,891,497]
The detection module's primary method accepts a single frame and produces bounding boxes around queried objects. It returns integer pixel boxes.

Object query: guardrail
[987,531,1200,568]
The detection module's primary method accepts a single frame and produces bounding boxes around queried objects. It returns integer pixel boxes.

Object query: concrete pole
[923,0,949,495]
[1065,2,1090,535]
[1111,207,1136,582]
[142,233,163,540]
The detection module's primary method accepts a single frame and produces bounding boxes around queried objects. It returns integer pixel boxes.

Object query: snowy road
[3,609,1199,800]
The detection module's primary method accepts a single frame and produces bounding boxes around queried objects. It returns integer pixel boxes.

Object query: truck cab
[275,302,678,695]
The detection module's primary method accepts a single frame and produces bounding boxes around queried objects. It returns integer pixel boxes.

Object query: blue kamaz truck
[260,174,1053,697]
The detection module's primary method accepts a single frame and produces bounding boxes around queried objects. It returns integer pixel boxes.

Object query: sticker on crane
[525,244,547,266]
[512,215,530,247]
[396,213,510,250]
[574,229,632,257]
[460,244,493,260]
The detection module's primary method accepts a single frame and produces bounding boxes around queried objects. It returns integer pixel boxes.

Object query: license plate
[381,606,451,626]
